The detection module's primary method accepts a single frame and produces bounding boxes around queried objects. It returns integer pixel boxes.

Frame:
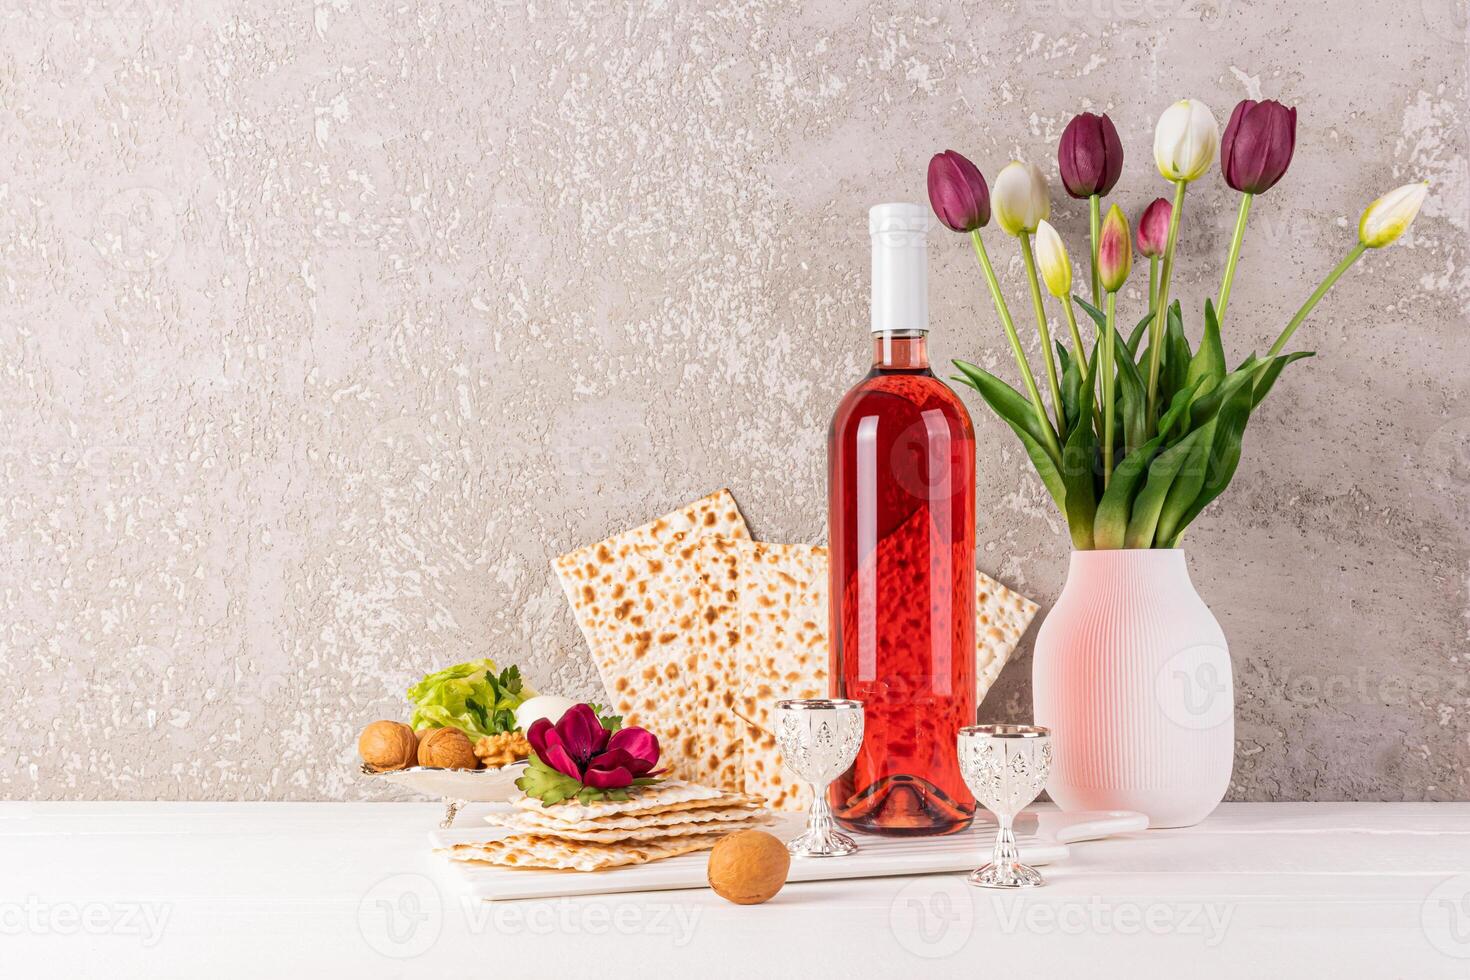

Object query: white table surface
[3,801,1468,978]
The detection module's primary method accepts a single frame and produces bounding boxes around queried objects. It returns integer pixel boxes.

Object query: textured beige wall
[1,1,1466,801]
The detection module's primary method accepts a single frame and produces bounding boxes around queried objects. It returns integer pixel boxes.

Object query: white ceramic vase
[1032,549,1233,828]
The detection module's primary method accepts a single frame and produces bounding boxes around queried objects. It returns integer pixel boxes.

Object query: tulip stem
[1148,255,1160,316]
[1146,180,1188,428]
[1266,242,1367,357]
[1019,231,1068,441]
[1089,195,1102,307]
[1216,192,1253,322]
[1103,291,1118,487]
[970,230,1064,462]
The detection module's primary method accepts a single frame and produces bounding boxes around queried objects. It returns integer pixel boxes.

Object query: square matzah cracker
[695,539,828,812]
[684,535,747,791]
[553,490,749,785]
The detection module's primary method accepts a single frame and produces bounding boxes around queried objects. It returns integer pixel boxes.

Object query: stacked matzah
[443,780,772,871]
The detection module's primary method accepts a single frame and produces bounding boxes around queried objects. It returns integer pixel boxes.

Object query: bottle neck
[872,330,930,370]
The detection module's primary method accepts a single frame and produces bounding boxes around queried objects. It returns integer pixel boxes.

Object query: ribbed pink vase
[1032,549,1233,828]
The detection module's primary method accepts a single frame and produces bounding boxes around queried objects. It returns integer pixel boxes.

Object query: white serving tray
[429,806,1147,901]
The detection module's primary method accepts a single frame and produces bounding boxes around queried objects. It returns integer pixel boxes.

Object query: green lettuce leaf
[406,659,532,739]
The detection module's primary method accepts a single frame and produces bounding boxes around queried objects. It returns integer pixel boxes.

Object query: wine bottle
[827,203,978,836]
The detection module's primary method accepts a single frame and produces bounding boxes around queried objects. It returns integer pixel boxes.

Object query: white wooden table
[2,802,1468,978]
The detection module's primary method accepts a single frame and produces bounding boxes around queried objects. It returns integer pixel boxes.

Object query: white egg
[514,695,578,731]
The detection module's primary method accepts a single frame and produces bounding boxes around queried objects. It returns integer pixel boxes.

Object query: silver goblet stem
[989,816,1021,877]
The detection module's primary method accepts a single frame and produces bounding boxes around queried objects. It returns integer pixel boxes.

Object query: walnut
[358,720,418,771]
[474,731,532,768]
[707,830,790,905]
[416,728,480,770]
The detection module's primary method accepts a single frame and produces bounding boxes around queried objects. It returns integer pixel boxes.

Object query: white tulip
[992,161,1051,236]
[1358,181,1429,248]
[1153,99,1219,182]
[1034,220,1072,298]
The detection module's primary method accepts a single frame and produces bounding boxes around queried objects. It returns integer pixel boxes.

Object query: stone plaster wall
[1,0,1466,799]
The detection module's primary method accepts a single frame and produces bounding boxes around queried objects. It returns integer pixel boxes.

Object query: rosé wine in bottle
[828,203,977,836]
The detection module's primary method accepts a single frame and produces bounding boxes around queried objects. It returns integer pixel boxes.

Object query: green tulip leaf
[1074,295,1106,330]
[1157,378,1205,442]
[1092,379,1202,549]
[1074,297,1152,359]
[1124,425,1208,549]
[1111,324,1148,456]
[953,361,1066,510]
[1094,433,1160,551]
[1163,301,1193,403]
[1251,350,1314,407]
[1059,351,1099,550]
[1126,310,1153,357]
[1155,417,1217,544]
[1057,341,1084,434]
[1187,355,1272,431]
[1187,299,1228,389]
[954,360,1058,458]
[1162,363,1269,543]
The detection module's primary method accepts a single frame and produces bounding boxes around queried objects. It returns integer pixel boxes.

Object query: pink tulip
[1098,204,1133,293]
[1136,197,1172,259]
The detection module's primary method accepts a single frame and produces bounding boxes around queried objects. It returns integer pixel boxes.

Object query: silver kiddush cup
[957,724,1053,888]
[774,699,865,857]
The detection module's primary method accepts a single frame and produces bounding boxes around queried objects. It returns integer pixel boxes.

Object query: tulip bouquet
[929,100,1428,549]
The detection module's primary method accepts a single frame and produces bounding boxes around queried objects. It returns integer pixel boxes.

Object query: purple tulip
[927,150,990,232]
[1058,112,1124,199]
[1220,99,1297,194]
[1136,197,1172,259]
[526,702,662,789]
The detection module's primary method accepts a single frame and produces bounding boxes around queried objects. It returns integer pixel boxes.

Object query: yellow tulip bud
[1358,181,1429,248]
[1034,220,1072,298]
